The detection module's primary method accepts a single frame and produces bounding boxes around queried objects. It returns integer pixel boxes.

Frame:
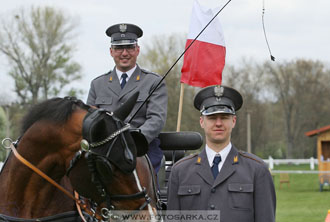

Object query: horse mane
[21,97,90,134]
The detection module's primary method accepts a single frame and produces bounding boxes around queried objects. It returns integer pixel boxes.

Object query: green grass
[272,164,330,222]
[273,163,319,171]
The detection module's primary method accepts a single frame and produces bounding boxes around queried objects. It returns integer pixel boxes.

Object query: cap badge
[119,24,127,33]
[214,85,224,97]
[214,85,224,101]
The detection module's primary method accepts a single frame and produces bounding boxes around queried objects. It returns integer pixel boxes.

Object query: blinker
[80,139,90,151]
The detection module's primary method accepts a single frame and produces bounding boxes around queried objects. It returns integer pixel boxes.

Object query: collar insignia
[233,155,238,164]
[197,157,201,164]
[109,76,113,81]
[136,75,140,81]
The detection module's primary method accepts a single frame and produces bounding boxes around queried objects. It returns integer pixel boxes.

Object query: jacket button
[211,188,216,193]
[239,187,243,191]
[188,189,192,193]
[210,205,215,210]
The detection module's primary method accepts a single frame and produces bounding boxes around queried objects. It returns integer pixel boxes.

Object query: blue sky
[1,0,329,102]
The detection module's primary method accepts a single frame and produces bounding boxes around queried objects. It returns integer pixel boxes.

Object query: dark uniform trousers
[87,65,168,173]
[167,146,276,222]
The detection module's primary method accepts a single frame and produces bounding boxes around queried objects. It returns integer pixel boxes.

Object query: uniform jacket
[87,65,168,143]
[167,146,276,222]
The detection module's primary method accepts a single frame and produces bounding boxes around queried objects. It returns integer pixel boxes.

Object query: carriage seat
[157,131,203,205]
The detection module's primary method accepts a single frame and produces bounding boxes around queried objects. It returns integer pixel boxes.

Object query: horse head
[67,92,159,220]
[0,97,91,219]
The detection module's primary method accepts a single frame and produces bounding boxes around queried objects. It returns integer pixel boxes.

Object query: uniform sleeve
[139,78,168,143]
[254,166,276,222]
[167,164,181,210]
[87,80,97,106]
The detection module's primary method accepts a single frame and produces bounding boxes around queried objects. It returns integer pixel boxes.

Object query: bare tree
[223,60,270,155]
[0,6,82,105]
[264,59,330,158]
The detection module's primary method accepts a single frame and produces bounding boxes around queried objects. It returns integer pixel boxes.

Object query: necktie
[120,73,128,89]
[211,155,221,179]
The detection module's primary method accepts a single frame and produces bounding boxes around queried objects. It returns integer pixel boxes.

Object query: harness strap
[144,155,164,210]
[8,143,102,221]
[0,211,94,222]
[75,191,88,222]
[110,187,147,201]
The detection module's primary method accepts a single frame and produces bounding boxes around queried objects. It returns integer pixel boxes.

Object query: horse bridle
[67,109,153,220]
[1,108,152,222]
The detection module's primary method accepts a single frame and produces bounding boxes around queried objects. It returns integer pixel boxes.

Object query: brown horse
[0,95,160,221]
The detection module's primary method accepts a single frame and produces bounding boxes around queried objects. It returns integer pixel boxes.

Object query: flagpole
[176,83,185,132]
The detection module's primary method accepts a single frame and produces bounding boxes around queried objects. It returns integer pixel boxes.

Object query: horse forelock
[21,97,90,134]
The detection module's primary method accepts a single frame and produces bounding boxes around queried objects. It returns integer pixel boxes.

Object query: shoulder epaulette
[141,68,159,76]
[238,151,264,164]
[173,153,198,167]
[92,71,112,81]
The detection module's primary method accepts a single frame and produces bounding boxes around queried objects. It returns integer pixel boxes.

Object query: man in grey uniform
[167,85,276,222]
[87,23,167,173]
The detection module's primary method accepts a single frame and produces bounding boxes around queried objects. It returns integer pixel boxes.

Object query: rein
[2,138,102,222]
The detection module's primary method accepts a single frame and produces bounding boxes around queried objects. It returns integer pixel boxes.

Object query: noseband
[67,109,152,219]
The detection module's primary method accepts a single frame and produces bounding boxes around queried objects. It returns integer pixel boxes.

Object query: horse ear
[113,92,139,121]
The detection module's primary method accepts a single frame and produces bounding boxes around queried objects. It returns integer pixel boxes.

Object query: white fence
[0,157,326,171]
[263,157,319,170]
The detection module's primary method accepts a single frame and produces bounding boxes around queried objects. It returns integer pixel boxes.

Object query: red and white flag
[181,0,226,87]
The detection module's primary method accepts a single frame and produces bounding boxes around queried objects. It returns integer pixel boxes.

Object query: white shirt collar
[116,65,137,81]
[205,142,232,169]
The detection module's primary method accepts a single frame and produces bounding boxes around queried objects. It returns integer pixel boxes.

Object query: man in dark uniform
[167,85,276,222]
[87,23,167,173]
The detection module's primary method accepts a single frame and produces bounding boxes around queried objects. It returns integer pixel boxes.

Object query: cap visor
[201,105,235,115]
[111,40,137,46]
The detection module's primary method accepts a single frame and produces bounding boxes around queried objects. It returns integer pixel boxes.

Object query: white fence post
[310,157,315,170]
[269,156,274,170]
